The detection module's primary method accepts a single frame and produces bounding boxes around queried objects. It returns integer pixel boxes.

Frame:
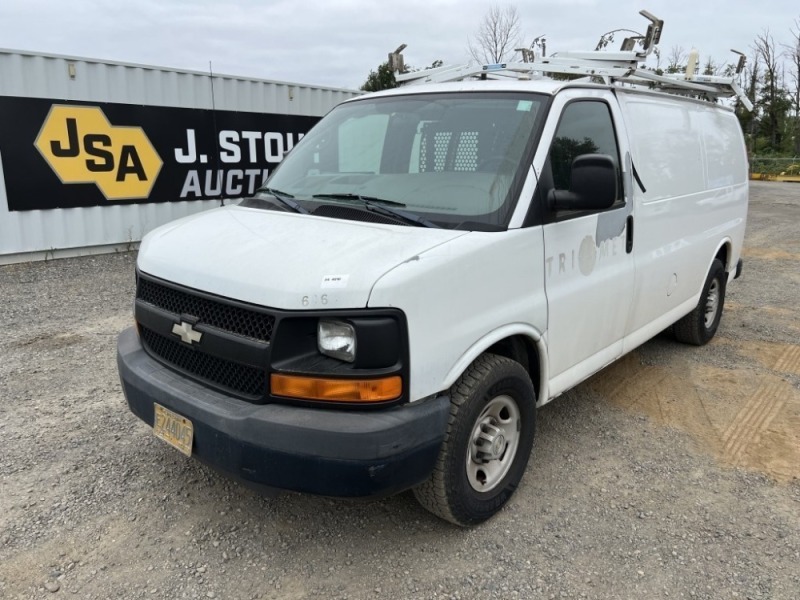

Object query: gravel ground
[1,181,798,600]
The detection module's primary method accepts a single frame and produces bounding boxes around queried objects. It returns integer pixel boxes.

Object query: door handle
[626,215,634,253]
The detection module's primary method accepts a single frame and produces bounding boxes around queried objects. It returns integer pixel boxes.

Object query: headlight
[318,319,356,363]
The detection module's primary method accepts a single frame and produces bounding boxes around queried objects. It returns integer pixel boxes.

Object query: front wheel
[413,353,536,526]
[674,258,727,345]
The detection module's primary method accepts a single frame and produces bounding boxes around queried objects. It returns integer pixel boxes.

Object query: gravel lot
[1,181,798,600]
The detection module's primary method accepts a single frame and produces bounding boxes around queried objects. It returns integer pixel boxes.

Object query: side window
[548,101,621,202]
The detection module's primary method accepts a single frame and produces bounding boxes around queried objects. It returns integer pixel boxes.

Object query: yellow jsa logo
[35,106,162,200]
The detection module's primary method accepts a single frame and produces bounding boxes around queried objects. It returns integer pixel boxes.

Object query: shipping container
[0,49,360,264]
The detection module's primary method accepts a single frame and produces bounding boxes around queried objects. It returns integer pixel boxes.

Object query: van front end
[117,269,450,497]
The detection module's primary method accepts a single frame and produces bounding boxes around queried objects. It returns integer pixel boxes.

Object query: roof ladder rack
[389,10,752,111]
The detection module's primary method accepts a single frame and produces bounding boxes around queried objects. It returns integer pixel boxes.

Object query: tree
[361,62,397,92]
[783,19,800,154]
[651,47,663,74]
[665,45,687,74]
[360,58,443,93]
[468,4,522,64]
[753,30,792,151]
[702,57,721,76]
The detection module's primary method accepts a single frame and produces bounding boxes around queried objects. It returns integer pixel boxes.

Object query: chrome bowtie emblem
[172,321,202,345]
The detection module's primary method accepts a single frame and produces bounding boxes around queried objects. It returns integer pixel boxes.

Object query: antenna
[208,61,224,207]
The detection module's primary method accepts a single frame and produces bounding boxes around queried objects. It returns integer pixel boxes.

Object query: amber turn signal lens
[270,374,402,403]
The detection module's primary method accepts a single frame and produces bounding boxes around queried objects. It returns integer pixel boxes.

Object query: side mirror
[548,154,617,211]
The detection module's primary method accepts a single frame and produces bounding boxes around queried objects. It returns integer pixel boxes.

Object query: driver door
[537,90,635,396]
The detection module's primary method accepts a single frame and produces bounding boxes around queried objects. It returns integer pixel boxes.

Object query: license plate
[153,403,193,457]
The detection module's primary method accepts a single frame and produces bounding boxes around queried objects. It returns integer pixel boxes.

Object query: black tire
[413,353,536,526]
[674,258,727,346]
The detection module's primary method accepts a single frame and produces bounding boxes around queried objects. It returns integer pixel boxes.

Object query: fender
[686,236,733,309]
[712,236,733,270]
[707,236,733,288]
[441,323,550,407]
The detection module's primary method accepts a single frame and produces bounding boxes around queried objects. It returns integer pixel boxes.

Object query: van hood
[137,205,468,310]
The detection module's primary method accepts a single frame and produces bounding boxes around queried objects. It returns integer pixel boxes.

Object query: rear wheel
[413,353,536,526]
[674,258,727,346]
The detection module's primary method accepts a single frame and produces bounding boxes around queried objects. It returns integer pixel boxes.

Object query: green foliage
[361,59,444,93]
[755,79,793,150]
[736,25,800,158]
[361,62,397,92]
[749,156,800,174]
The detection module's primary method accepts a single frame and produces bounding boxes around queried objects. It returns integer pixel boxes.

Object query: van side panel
[616,93,748,343]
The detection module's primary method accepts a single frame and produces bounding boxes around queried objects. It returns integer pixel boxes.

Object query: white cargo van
[118,16,749,525]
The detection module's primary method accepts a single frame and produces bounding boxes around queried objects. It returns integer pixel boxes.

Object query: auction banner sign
[0,96,320,211]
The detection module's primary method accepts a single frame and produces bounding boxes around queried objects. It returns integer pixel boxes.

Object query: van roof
[344,79,588,101]
[344,79,737,113]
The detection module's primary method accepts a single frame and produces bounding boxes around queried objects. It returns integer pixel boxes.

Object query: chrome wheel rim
[704,278,720,328]
[466,395,521,493]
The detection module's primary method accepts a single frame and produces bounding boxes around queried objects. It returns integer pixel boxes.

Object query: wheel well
[716,243,730,272]
[486,335,541,399]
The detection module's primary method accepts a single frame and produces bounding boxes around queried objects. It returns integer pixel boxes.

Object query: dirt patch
[588,338,800,482]
[590,184,800,485]
[11,332,85,350]
[741,247,800,261]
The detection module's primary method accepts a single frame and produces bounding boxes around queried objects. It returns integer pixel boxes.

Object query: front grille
[140,326,266,399]
[137,277,275,342]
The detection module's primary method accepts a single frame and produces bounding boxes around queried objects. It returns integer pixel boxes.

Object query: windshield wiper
[312,193,406,207]
[257,186,310,214]
[312,193,439,228]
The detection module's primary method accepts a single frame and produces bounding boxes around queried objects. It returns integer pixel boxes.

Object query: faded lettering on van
[546,231,625,279]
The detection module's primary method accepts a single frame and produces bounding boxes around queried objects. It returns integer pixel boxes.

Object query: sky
[0,0,798,91]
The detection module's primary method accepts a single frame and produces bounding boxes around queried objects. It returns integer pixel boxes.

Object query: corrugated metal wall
[0,49,360,263]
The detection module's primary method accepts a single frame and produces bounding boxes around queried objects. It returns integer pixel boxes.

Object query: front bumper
[117,327,449,497]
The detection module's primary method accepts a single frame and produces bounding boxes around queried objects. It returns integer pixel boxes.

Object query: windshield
[263,92,546,230]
